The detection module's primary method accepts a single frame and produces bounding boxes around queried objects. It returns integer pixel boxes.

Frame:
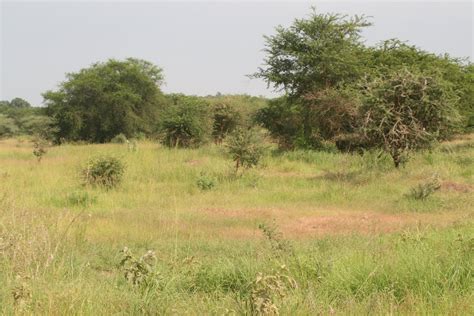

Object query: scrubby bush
[226,128,266,172]
[359,69,460,167]
[212,103,241,143]
[32,137,49,162]
[82,156,125,188]
[196,172,217,191]
[111,133,128,144]
[406,175,441,200]
[160,95,212,148]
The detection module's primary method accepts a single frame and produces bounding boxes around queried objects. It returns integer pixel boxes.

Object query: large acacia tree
[254,11,372,147]
[44,58,167,143]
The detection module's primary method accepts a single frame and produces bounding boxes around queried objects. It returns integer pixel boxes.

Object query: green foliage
[238,266,297,316]
[119,247,161,290]
[196,172,217,191]
[255,97,303,149]
[254,10,371,96]
[226,128,266,172]
[82,156,125,188]
[406,175,441,200]
[66,191,97,207]
[212,103,241,143]
[9,98,31,108]
[0,114,19,138]
[111,133,128,144]
[359,69,460,167]
[160,95,212,148]
[44,58,166,143]
[32,137,48,162]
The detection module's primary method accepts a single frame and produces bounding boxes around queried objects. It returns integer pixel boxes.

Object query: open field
[1,136,473,314]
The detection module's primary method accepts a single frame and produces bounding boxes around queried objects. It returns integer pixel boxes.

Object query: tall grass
[0,136,473,314]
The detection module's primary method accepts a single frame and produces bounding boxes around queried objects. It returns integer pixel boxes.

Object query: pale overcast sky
[1,1,472,106]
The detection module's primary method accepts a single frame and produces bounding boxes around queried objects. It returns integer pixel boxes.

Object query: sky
[1,0,473,106]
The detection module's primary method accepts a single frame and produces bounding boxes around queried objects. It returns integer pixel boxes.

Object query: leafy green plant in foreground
[82,156,125,189]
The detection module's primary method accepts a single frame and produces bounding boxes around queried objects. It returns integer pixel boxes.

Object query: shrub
[212,103,241,144]
[82,155,125,188]
[111,133,128,144]
[406,175,441,200]
[196,172,217,191]
[226,128,266,172]
[359,69,460,167]
[32,137,48,162]
[160,95,212,148]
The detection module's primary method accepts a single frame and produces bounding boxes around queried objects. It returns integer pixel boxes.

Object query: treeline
[1,10,473,167]
[0,98,55,138]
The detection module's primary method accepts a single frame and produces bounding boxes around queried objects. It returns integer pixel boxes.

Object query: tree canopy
[44,58,166,143]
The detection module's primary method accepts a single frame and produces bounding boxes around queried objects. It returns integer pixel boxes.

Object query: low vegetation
[0,7,472,315]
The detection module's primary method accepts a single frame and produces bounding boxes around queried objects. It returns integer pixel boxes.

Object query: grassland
[0,135,473,314]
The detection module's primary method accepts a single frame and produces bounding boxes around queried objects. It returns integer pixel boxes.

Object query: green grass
[0,136,473,314]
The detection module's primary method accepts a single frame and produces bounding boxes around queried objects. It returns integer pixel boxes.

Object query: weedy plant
[237,266,297,316]
[258,222,292,255]
[32,137,48,162]
[196,171,217,191]
[119,247,161,290]
[82,156,125,189]
[406,174,441,200]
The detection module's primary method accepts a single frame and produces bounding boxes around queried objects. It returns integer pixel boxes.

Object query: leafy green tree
[253,10,371,147]
[226,127,266,172]
[368,39,473,133]
[44,58,166,143]
[359,69,460,167]
[9,98,31,108]
[254,10,371,96]
[160,95,212,148]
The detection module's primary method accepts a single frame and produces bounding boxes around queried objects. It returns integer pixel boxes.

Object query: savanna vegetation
[0,9,473,315]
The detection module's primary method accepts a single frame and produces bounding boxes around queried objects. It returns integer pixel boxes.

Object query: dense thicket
[43,58,167,143]
[254,10,472,165]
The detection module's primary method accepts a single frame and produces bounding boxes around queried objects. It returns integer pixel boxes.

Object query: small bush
[111,133,128,144]
[82,156,125,189]
[226,128,266,172]
[406,175,441,200]
[32,137,48,162]
[196,172,217,191]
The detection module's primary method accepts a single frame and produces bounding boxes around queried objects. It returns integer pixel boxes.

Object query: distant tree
[19,115,57,140]
[160,95,212,148]
[44,58,166,143]
[212,103,241,144]
[9,98,31,108]
[253,10,371,147]
[0,114,20,137]
[254,10,371,97]
[359,69,460,167]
